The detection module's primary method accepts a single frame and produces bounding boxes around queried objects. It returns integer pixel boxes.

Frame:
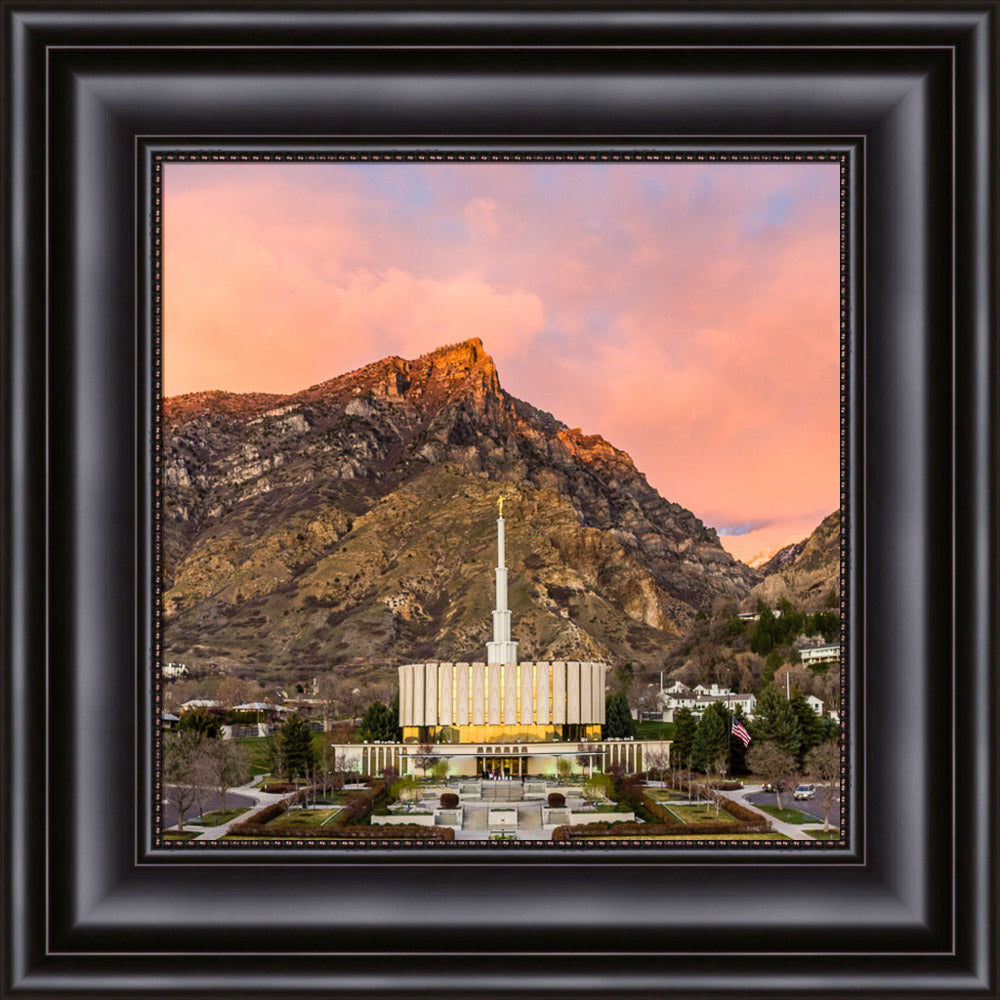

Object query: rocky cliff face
[747,509,841,612]
[162,339,760,683]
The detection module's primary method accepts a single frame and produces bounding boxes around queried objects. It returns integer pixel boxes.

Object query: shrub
[718,796,766,824]
[555,820,770,839]
[260,783,297,794]
[547,792,566,808]
[440,792,459,809]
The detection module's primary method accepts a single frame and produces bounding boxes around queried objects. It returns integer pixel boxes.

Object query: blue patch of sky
[349,163,432,216]
[712,519,773,536]
[743,187,794,237]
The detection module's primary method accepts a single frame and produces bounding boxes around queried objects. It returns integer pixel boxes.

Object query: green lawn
[646,788,695,802]
[187,807,250,826]
[267,807,343,828]
[162,831,200,841]
[634,721,675,740]
[806,828,841,840]
[665,803,738,825]
[757,804,813,825]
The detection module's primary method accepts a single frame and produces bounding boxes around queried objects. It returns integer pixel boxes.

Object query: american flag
[731,718,752,747]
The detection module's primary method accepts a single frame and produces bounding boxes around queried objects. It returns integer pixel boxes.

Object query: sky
[163,159,841,564]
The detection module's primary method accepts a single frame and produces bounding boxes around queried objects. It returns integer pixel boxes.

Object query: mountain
[747,510,841,612]
[162,339,760,684]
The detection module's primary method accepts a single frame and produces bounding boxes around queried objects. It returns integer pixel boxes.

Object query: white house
[799,644,841,666]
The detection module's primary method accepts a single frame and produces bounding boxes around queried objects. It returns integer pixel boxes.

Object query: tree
[163,730,210,832]
[746,741,798,811]
[752,684,802,760]
[603,691,636,739]
[358,700,396,742]
[576,743,601,776]
[390,774,420,806]
[670,707,697,770]
[388,691,402,740]
[805,739,841,832]
[789,691,826,767]
[690,701,730,773]
[216,675,257,710]
[273,714,316,781]
[411,744,436,779]
[582,773,614,805]
[761,649,783,689]
[431,759,450,783]
[643,743,671,781]
[556,758,572,781]
[177,707,221,739]
[750,601,777,655]
[205,739,250,814]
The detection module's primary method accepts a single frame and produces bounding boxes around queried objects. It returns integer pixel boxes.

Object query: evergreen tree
[671,707,697,769]
[751,683,803,760]
[275,714,316,780]
[690,701,730,773]
[761,649,783,688]
[750,601,777,655]
[789,691,825,767]
[177,707,221,739]
[602,692,636,739]
[359,700,396,741]
[388,690,403,741]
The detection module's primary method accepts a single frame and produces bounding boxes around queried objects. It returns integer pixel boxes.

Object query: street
[746,789,840,831]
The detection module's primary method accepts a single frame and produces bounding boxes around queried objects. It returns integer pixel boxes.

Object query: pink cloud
[163,160,841,538]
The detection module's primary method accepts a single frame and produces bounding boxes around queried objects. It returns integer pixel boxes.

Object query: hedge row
[331,781,387,827]
[639,794,678,826]
[552,820,771,841]
[717,796,767,824]
[226,822,454,841]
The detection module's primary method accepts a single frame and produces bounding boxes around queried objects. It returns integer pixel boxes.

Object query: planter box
[434,807,463,826]
[569,811,635,825]
[542,807,572,829]
[371,814,436,827]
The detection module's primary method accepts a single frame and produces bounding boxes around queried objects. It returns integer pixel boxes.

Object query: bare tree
[805,739,841,832]
[746,741,798,811]
[216,675,258,710]
[206,739,250,815]
[411,744,436,779]
[163,730,205,832]
[643,743,670,782]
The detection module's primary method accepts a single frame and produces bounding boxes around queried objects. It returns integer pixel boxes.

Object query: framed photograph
[3,3,996,998]
[154,149,847,852]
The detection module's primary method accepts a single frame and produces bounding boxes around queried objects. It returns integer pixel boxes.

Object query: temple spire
[486,500,518,665]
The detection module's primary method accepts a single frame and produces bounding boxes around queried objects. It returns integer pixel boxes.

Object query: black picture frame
[3,4,997,998]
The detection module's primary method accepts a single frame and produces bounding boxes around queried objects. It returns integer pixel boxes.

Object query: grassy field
[268,807,343,828]
[806,828,841,840]
[162,831,200,841]
[757,804,813,825]
[187,807,251,826]
[634,721,675,740]
[664,803,736,825]
[645,788,690,802]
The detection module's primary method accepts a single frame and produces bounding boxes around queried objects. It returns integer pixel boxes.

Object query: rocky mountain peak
[162,341,763,682]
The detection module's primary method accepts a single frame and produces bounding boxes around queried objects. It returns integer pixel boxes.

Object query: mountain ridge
[162,339,761,683]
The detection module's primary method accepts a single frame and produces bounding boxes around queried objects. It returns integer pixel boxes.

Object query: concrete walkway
[716,784,817,841]
[166,775,289,841]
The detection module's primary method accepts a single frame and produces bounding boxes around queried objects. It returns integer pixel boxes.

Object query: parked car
[793,783,816,800]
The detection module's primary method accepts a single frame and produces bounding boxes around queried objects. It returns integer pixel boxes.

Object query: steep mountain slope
[747,509,841,612]
[162,339,760,683]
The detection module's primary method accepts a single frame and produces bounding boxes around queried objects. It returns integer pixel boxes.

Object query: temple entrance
[477,755,525,779]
